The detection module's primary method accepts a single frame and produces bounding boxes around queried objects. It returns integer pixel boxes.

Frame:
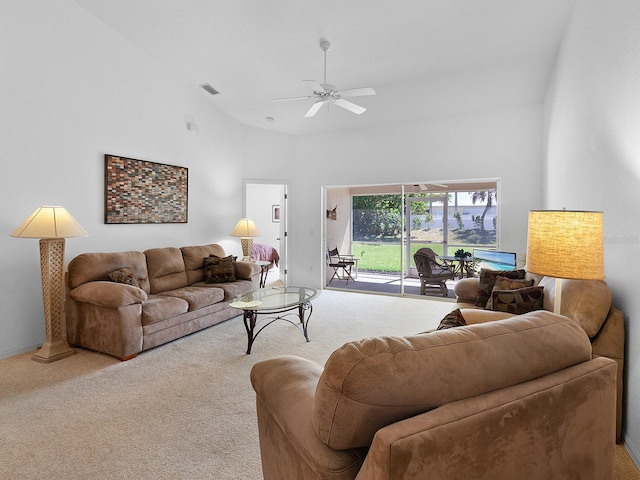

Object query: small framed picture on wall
[272,205,280,223]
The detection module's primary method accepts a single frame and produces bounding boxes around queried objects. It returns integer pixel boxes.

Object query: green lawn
[352,229,494,273]
[353,242,446,273]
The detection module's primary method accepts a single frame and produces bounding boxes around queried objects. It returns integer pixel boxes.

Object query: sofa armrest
[235,261,261,280]
[68,281,147,308]
[251,356,366,480]
[591,306,625,441]
[454,277,480,304]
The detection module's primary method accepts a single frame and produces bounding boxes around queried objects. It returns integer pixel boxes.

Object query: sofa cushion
[475,269,526,307]
[486,276,534,309]
[69,281,147,308]
[158,286,224,311]
[204,255,237,283]
[193,279,255,301]
[436,308,467,330]
[491,286,544,315]
[311,311,591,450]
[181,244,227,285]
[108,267,141,288]
[144,247,189,294]
[141,295,189,325]
[538,277,612,337]
[67,251,150,292]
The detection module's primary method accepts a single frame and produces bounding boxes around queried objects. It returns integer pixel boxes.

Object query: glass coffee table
[229,286,319,354]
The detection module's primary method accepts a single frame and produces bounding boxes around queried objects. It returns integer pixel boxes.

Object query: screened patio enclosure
[324,180,500,297]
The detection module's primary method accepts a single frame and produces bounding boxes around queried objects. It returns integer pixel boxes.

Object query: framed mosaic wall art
[104,154,189,224]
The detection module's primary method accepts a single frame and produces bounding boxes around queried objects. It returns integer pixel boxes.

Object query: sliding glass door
[324,181,499,297]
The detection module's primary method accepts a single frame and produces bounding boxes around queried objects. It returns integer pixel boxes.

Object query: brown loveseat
[66,244,260,360]
[251,312,617,479]
[454,273,625,441]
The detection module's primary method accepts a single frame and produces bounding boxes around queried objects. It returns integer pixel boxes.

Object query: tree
[352,193,447,240]
[470,190,497,232]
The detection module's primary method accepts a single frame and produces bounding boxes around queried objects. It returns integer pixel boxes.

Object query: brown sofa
[454,273,625,441]
[251,312,617,479]
[66,244,260,360]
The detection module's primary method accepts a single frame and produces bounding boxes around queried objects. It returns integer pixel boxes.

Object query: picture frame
[104,154,188,224]
[272,205,280,223]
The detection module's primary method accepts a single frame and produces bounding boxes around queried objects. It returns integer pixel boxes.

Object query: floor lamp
[10,206,88,363]
[230,218,261,262]
[525,210,604,314]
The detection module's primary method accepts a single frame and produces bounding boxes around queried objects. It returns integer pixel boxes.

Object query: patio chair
[413,247,456,296]
[327,247,356,284]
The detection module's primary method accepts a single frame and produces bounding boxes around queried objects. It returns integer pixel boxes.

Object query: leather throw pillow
[475,268,526,308]
[204,255,237,283]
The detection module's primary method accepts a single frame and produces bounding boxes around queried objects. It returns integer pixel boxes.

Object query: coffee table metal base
[242,302,313,354]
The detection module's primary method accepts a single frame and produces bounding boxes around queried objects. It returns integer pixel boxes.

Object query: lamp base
[32,339,76,363]
[240,237,254,262]
[32,237,76,364]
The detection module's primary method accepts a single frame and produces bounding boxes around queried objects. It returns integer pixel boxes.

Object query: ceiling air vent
[200,84,220,96]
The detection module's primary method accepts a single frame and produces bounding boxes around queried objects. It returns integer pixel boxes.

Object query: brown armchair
[250,313,617,479]
[413,247,456,296]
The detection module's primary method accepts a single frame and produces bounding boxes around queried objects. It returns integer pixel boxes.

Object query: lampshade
[230,218,261,238]
[10,206,88,239]
[526,210,604,280]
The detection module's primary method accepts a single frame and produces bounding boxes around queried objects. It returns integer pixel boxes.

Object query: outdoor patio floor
[326,271,460,300]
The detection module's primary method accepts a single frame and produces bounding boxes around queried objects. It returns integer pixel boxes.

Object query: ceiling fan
[414,183,449,192]
[272,40,376,118]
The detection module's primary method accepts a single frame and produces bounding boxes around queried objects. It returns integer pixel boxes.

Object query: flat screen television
[472,249,517,272]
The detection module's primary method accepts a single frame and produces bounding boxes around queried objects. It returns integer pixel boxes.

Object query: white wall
[543,0,640,458]
[0,0,249,357]
[258,106,544,287]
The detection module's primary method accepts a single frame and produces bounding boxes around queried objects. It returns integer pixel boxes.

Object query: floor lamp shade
[10,206,88,363]
[526,210,604,280]
[230,218,261,261]
[526,210,604,315]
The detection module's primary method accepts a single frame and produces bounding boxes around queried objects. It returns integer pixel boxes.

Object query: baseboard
[0,343,40,360]
[622,431,640,470]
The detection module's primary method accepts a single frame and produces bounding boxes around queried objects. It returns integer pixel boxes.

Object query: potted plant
[454,248,471,260]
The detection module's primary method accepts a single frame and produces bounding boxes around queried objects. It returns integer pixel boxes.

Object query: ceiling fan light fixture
[272,39,375,118]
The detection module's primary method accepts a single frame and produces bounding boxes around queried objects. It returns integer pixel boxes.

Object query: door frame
[243,179,290,285]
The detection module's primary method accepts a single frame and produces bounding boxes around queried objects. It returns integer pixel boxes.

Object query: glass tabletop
[229,286,319,311]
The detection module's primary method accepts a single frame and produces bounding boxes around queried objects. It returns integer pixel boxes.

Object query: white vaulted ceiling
[73,0,576,136]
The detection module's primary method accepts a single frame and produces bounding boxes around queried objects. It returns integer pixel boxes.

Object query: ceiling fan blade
[272,95,316,102]
[303,80,326,93]
[418,182,449,191]
[338,87,376,98]
[334,98,366,115]
[304,100,328,118]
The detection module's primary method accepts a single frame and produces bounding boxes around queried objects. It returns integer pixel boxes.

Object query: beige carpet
[0,290,637,479]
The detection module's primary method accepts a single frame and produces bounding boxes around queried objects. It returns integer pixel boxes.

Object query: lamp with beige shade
[526,210,604,314]
[10,206,88,363]
[230,218,261,262]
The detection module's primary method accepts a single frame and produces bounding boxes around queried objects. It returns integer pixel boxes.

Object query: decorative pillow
[204,255,236,283]
[486,276,534,309]
[475,268,526,308]
[108,267,141,289]
[436,308,467,330]
[491,286,544,315]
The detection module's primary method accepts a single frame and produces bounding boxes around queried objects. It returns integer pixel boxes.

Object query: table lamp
[10,206,88,363]
[230,218,261,261]
[525,210,604,314]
